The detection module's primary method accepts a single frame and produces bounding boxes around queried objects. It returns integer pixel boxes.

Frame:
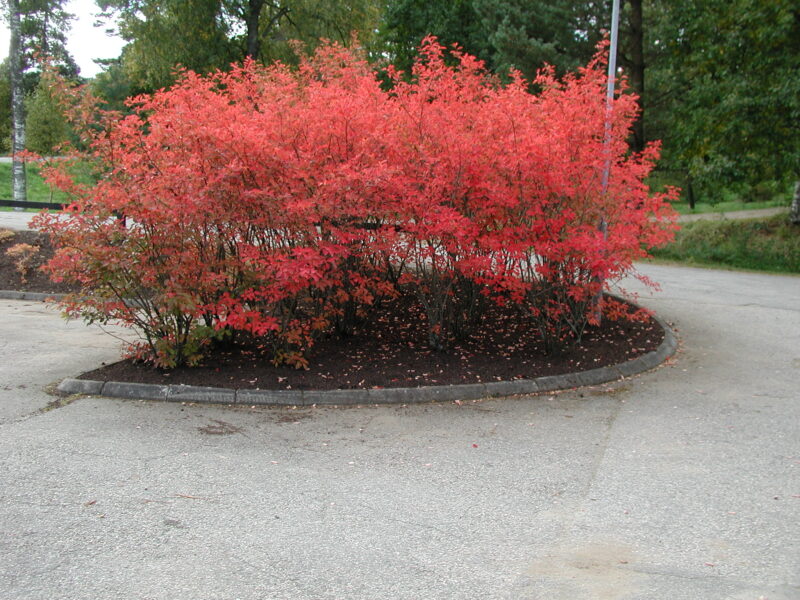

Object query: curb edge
[56,314,678,406]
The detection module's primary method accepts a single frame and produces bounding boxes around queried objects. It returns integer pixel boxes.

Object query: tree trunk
[790,180,800,225]
[9,0,27,206]
[41,6,49,56]
[245,0,266,59]
[687,173,696,210]
[627,0,645,153]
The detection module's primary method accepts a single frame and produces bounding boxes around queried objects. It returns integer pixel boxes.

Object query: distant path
[0,211,38,231]
[0,156,66,163]
[4,204,791,232]
[677,206,789,222]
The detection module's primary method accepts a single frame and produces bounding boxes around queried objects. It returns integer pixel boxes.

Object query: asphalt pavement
[0,264,798,599]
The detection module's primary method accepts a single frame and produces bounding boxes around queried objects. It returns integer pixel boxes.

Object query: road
[0,264,798,599]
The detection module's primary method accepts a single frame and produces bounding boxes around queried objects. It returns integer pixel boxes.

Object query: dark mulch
[80,296,663,391]
[0,229,76,294]
[0,227,663,391]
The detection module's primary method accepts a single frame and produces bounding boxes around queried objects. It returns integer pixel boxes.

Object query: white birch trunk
[790,180,800,225]
[9,0,27,207]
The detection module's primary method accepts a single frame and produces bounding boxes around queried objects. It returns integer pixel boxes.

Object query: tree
[99,0,383,92]
[473,0,604,79]
[377,0,606,81]
[8,0,27,202]
[90,58,133,112]
[0,60,12,153]
[653,0,800,197]
[377,0,491,75]
[19,0,78,78]
[25,72,70,154]
[4,0,77,202]
[100,0,236,92]
[617,0,645,152]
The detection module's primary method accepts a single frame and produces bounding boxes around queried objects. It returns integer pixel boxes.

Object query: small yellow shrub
[5,243,40,282]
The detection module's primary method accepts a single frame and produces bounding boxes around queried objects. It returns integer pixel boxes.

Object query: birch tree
[8,0,26,204]
[5,0,75,203]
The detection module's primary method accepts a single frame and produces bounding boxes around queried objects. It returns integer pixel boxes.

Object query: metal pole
[594,0,621,321]
[601,0,621,198]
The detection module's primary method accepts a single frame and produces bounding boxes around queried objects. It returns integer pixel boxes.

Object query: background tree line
[4,0,799,205]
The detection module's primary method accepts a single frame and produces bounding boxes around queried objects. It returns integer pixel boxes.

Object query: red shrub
[34,39,677,367]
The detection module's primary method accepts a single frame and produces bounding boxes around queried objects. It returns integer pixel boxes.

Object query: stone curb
[55,315,678,406]
[0,290,66,302]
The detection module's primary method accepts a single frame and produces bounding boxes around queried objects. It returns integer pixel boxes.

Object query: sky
[0,0,126,78]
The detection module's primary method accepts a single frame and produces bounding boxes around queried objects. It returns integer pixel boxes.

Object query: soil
[0,227,664,391]
[0,229,76,294]
[79,297,663,391]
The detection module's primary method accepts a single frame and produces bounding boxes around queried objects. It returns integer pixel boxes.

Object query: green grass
[650,214,800,274]
[0,162,69,203]
[0,161,94,211]
[647,172,793,215]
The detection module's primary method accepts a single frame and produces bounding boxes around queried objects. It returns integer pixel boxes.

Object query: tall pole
[594,0,621,321]
[601,0,621,197]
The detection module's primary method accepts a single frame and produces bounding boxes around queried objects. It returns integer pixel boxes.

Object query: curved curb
[56,315,678,406]
[0,290,66,302]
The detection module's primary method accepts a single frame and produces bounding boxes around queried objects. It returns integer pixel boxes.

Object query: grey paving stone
[484,379,539,398]
[535,373,584,392]
[235,388,305,406]
[616,354,653,377]
[572,365,622,386]
[102,381,169,400]
[56,378,104,396]
[167,385,236,404]
[413,383,488,403]
[365,387,419,404]
[302,389,372,406]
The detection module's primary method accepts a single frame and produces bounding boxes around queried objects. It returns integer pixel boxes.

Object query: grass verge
[650,214,800,274]
[0,162,70,204]
[0,161,95,210]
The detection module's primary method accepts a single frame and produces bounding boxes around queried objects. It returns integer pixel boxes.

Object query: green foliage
[98,0,383,92]
[3,0,79,206]
[651,215,800,273]
[0,60,11,153]
[15,0,80,80]
[653,0,800,188]
[377,0,491,75]
[25,77,71,154]
[255,0,382,64]
[380,0,799,199]
[648,169,794,208]
[377,0,602,79]
[106,0,237,92]
[90,59,134,112]
[473,0,602,78]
